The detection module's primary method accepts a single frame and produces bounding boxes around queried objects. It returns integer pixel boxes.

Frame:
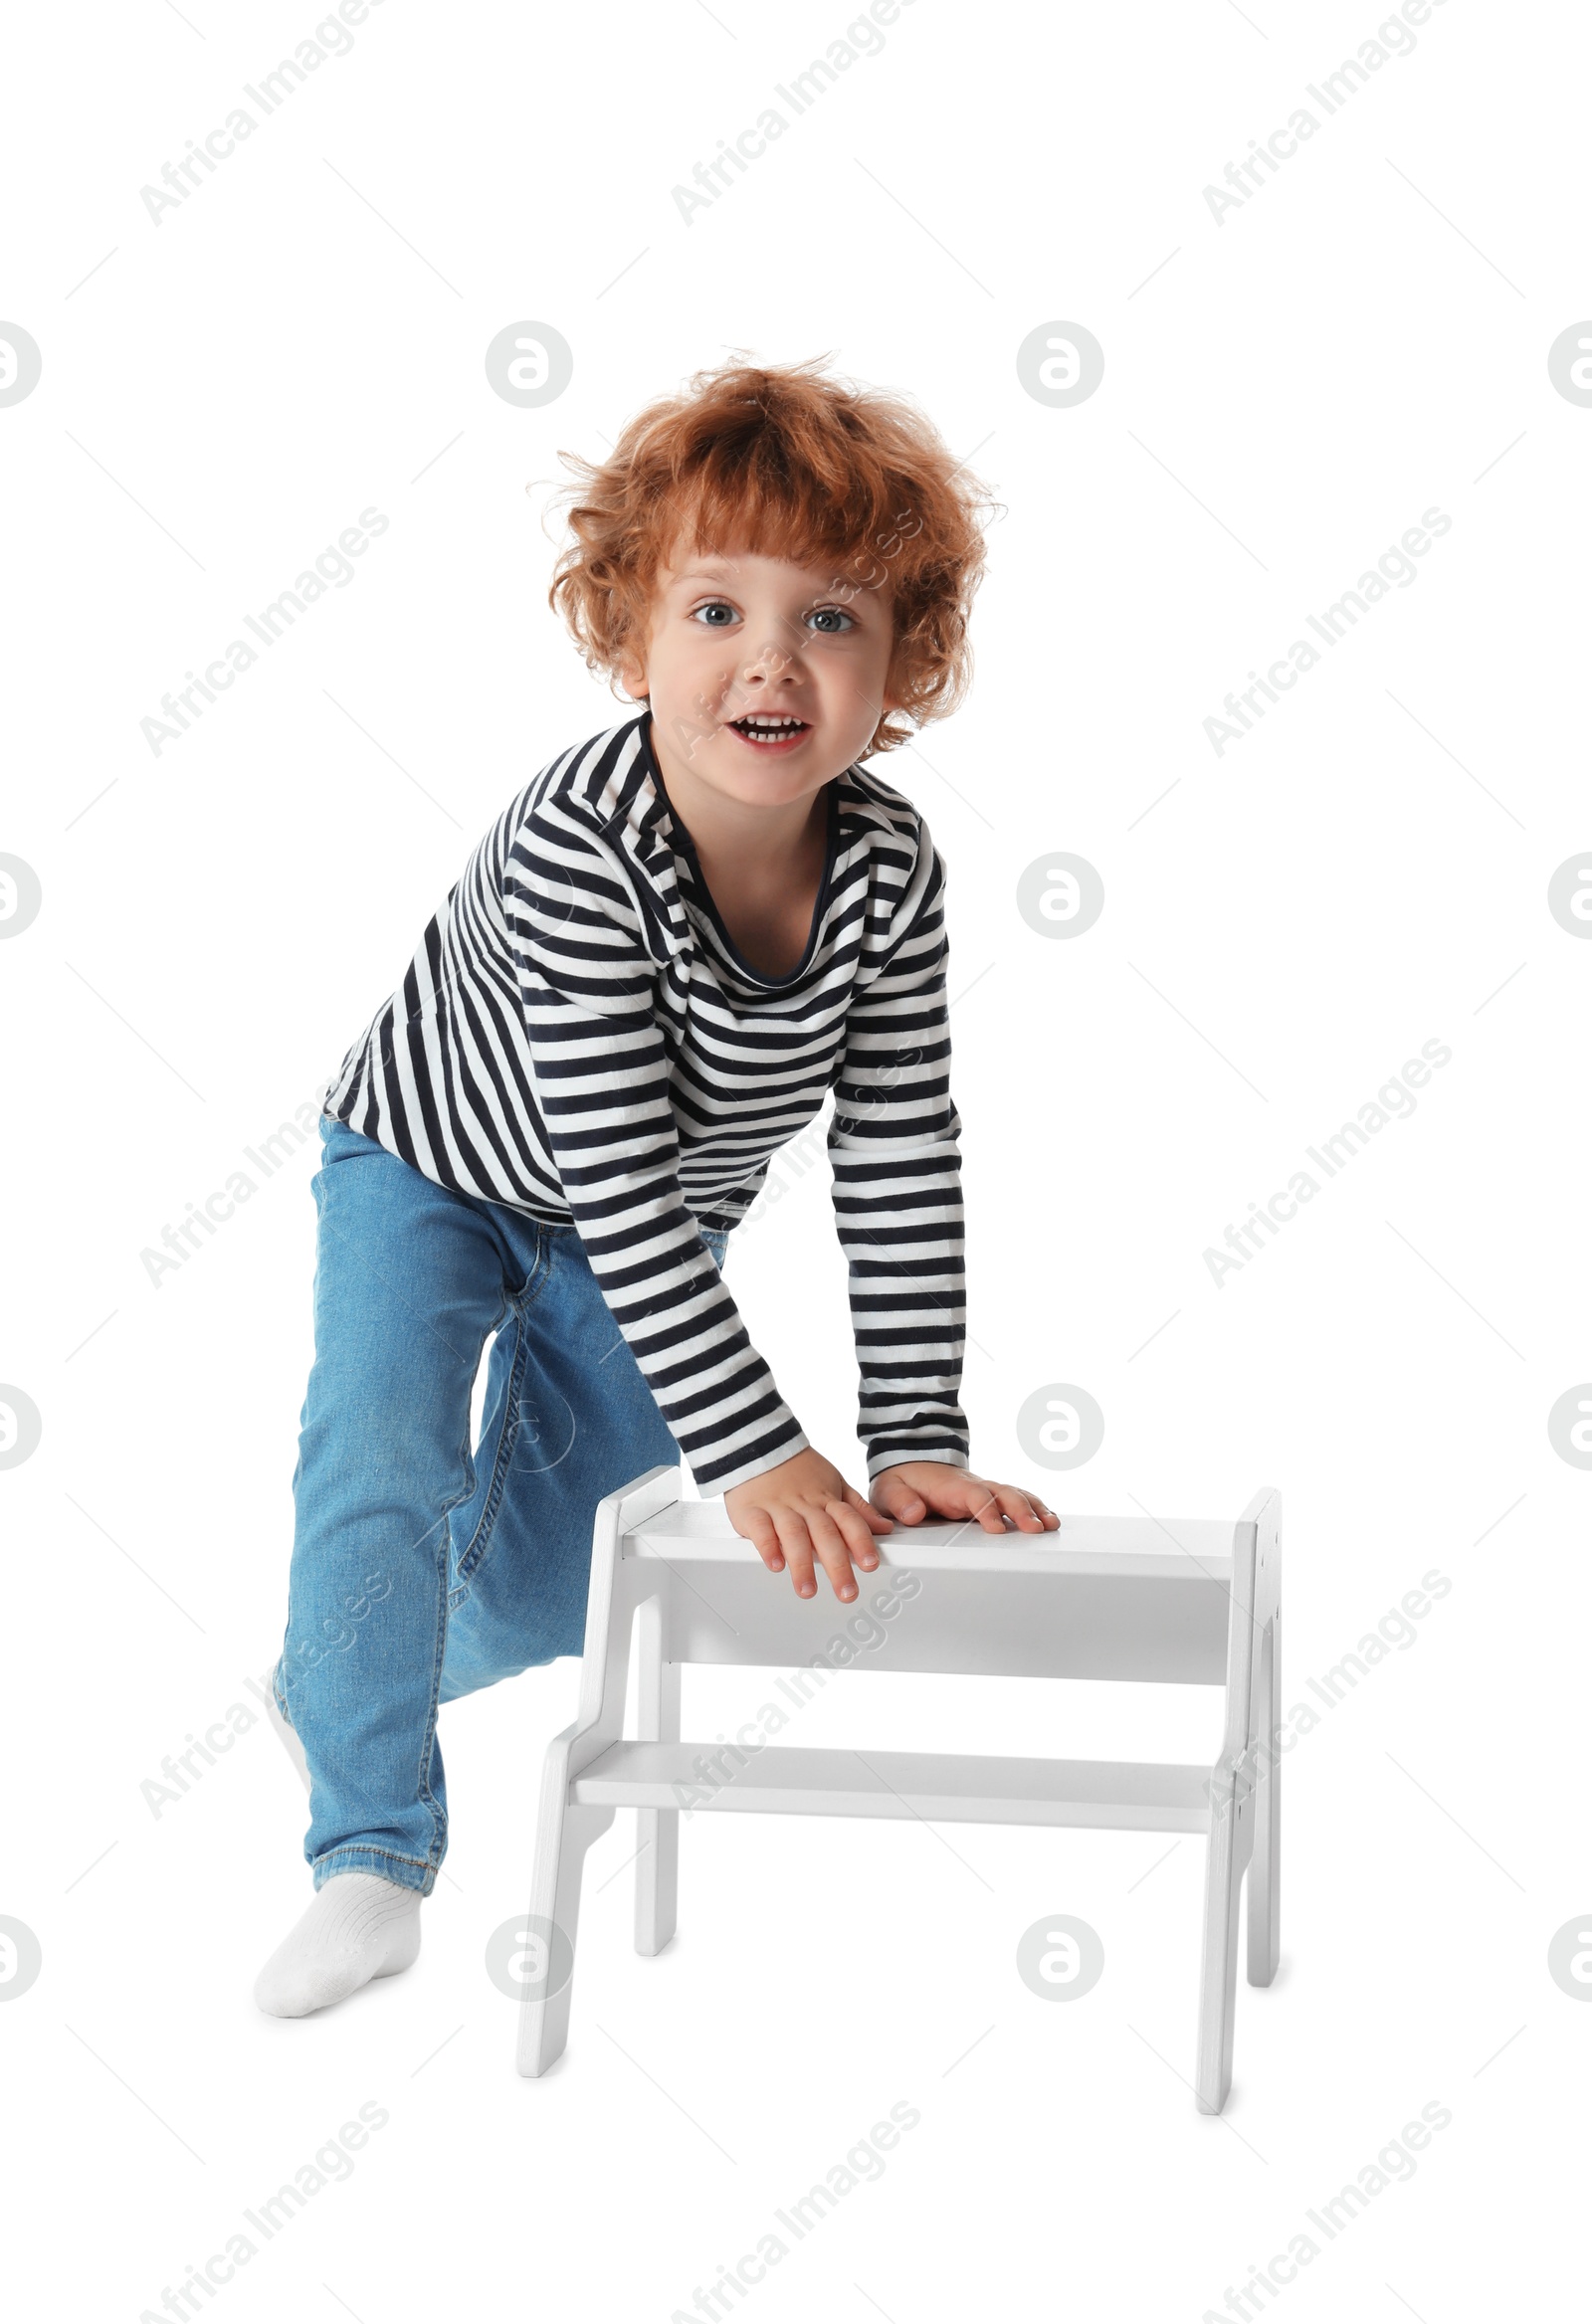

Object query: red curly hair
[542,353,998,755]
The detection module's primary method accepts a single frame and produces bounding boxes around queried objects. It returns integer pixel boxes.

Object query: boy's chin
[704,765,829,811]
[716,742,852,794]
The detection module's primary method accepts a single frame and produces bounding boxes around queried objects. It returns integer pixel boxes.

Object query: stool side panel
[652,1566,1232,1683]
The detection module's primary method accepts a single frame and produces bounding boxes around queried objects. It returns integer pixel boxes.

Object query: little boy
[255,355,1057,2019]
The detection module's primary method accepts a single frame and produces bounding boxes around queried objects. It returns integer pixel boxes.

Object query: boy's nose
[742,643,793,679]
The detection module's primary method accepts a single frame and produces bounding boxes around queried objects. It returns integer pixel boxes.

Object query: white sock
[259,1663,311,1796]
[254,1871,422,2018]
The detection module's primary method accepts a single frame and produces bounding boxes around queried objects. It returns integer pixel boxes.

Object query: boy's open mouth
[725,714,811,751]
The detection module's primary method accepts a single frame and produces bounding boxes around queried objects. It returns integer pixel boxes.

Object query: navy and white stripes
[316,712,968,1492]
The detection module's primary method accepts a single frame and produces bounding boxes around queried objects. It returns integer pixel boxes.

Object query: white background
[4,0,1587,2315]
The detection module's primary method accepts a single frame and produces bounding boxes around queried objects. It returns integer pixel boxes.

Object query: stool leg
[1196,1776,1245,2113]
[517,1766,613,2077]
[1247,1611,1281,1987]
[635,1596,681,1957]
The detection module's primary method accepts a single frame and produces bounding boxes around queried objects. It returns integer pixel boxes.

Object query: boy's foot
[258,1663,311,1796]
[254,1871,421,2018]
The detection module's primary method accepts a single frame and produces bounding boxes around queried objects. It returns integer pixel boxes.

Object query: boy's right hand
[723,1447,893,1603]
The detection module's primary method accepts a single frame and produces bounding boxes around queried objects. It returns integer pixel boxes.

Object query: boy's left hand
[870,1461,1059,1535]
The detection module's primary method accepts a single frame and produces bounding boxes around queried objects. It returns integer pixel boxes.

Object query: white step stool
[517,1466,1282,2113]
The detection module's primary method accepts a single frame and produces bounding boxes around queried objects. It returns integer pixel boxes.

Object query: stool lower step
[571,1741,1213,1832]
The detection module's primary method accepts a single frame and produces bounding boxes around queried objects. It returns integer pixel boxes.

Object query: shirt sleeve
[828,830,970,1479]
[506,794,810,1495]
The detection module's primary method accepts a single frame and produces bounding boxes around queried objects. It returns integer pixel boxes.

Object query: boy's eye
[806,606,856,634]
[689,599,738,627]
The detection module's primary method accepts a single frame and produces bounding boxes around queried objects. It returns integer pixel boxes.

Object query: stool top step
[624,1499,1244,1581]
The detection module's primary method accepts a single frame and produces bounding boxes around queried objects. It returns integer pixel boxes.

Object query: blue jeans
[270,1113,728,1896]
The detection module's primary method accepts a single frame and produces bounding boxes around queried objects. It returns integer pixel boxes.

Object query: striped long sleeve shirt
[315,711,968,1493]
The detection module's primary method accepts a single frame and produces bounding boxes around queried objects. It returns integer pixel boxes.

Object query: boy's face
[619,542,900,810]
